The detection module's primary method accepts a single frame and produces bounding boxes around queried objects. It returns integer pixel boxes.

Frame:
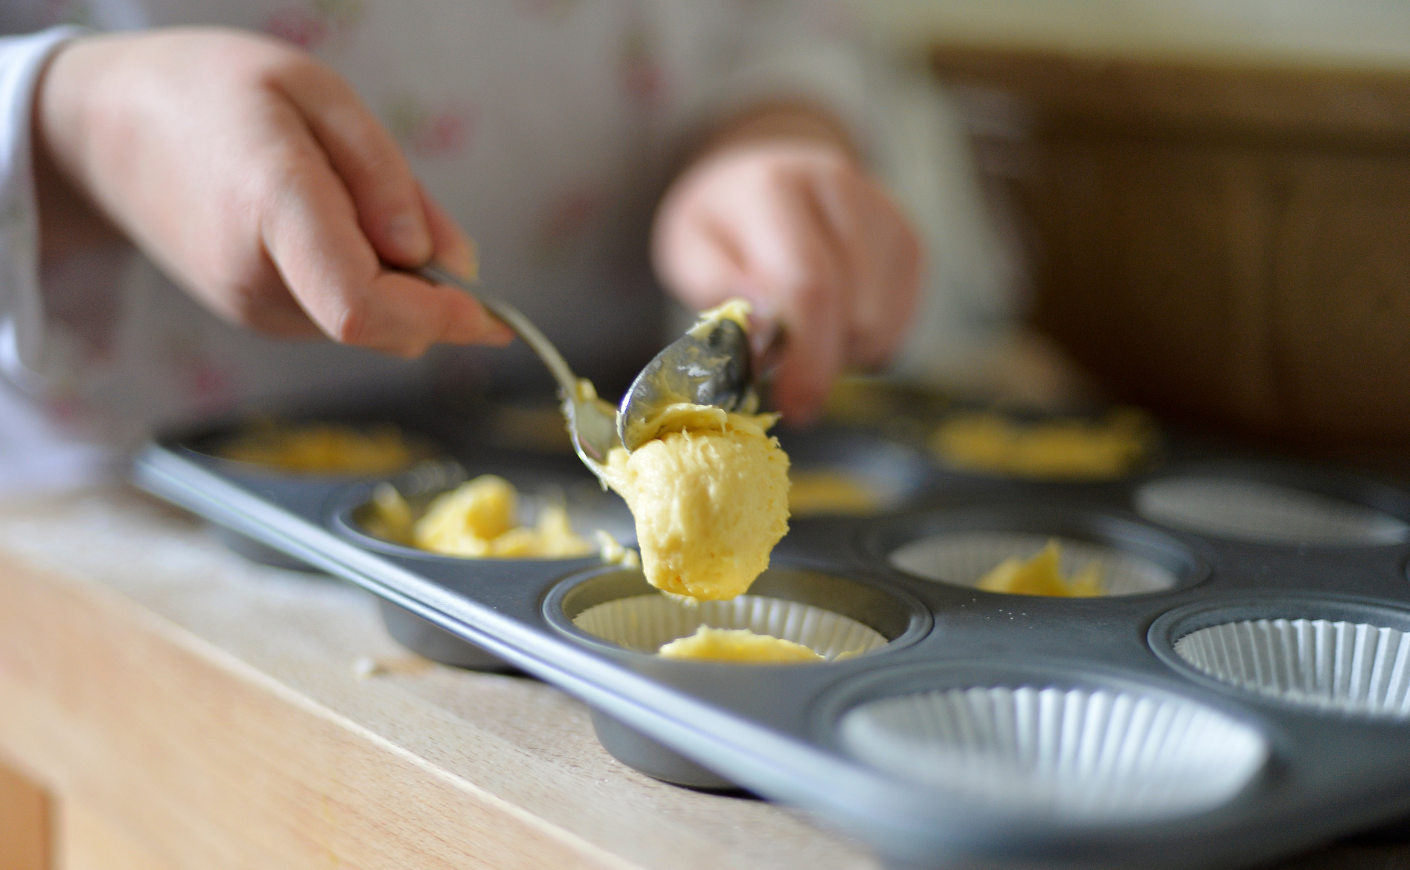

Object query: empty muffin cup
[1173,618,1410,719]
[837,676,1267,822]
[1136,476,1410,546]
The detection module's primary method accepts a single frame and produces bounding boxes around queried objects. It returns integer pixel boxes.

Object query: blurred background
[845,0,1410,457]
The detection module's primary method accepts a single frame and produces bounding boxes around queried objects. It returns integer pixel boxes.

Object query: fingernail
[386,213,431,261]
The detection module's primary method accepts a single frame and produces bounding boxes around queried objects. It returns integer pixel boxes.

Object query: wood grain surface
[933,45,1410,446]
[0,752,50,870]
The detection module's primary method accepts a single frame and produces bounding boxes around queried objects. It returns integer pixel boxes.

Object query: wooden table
[0,486,1407,869]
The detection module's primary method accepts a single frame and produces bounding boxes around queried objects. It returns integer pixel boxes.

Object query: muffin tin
[132,414,1410,869]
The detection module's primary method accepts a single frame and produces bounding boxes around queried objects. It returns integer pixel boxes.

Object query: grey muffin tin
[132,416,1410,869]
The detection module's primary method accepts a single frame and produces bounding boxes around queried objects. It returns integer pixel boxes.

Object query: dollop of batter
[931,409,1156,481]
[602,403,790,601]
[976,539,1104,597]
[220,422,415,475]
[657,626,823,663]
[788,469,880,516]
[366,475,595,559]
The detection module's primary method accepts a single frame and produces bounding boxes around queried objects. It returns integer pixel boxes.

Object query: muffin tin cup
[324,466,634,563]
[1151,596,1410,719]
[819,662,1270,825]
[545,566,931,787]
[588,708,739,790]
[570,591,890,660]
[775,426,936,516]
[868,507,1206,598]
[327,467,621,670]
[215,526,322,572]
[378,598,519,672]
[1135,470,1410,547]
[546,567,930,659]
[181,418,442,481]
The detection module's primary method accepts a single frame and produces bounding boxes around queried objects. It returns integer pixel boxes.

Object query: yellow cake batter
[602,404,790,600]
[219,422,416,475]
[366,475,595,559]
[788,469,880,516]
[931,409,1155,481]
[976,539,1104,597]
[599,300,790,602]
[657,626,823,663]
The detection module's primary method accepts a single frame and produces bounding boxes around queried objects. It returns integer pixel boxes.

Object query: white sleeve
[0,26,84,392]
[875,69,1025,387]
[650,1,870,155]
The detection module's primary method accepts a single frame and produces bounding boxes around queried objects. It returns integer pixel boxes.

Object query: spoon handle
[413,263,579,396]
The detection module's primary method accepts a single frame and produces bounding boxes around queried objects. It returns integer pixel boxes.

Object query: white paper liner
[840,685,1267,821]
[888,532,1174,596]
[572,594,889,660]
[1174,618,1410,718]
[1136,477,1409,545]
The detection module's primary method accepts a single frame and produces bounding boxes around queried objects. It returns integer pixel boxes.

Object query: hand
[34,28,511,358]
[653,136,921,424]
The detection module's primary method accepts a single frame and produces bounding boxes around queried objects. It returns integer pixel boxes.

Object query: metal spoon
[616,314,754,452]
[413,264,620,477]
[415,265,756,467]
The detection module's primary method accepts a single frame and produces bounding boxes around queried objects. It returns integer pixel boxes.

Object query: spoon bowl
[617,317,754,452]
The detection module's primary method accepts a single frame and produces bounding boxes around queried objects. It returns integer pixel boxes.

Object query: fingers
[653,209,747,309]
[749,169,848,425]
[419,186,480,281]
[272,58,432,267]
[258,128,509,356]
[811,170,922,368]
[419,188,513,345]
[655,143,922,424]
[254,60,508,355]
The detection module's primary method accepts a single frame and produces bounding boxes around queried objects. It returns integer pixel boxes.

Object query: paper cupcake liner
[888,532,1174,596]
[1174,618,1410,718]
[572,594,889,660]
[1136,477,1409,546]
[840,685,1267,822]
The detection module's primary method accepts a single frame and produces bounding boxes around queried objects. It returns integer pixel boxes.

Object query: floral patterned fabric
[0,1,1013,493]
